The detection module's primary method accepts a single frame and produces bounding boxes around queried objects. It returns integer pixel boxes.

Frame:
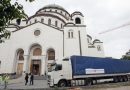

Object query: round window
[34,30,40,36]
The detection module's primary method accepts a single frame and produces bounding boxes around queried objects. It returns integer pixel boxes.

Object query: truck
[48,55,130,87]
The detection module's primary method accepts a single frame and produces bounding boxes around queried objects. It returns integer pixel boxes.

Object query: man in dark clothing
[25,73,29,85]
[30,73,34,85]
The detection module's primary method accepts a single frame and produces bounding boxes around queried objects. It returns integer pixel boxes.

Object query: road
[81,86,130,90]
[0,76,130,90]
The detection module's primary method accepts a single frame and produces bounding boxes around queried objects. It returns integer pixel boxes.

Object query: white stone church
[0,4,104,75]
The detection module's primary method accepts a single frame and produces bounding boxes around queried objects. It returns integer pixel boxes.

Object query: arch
[28,43,42,75]
[55,21,58,27]
[61,23,63,28]
[48,19,51,25]
[68,30,74,38]
[17,49,24,60]
[14,48,24,75]
[75,17,81,24]
[97,45,101,51]
[41,18,44,23]
[33,48,42,56]
[28,43,42,56]
[35,19,37,23]
[47,48,55,60]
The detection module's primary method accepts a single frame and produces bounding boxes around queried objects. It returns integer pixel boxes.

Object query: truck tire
[119,77,123,82]
[92,80,97,85]
[113,77,118,83]
[85,79,92,86]
[58,80,67,87]
[123,76,128,82]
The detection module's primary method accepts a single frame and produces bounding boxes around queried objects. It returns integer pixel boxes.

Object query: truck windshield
[55,64,62,71]
[48,64,56,72]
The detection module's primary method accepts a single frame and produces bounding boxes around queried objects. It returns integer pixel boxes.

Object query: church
[0,4,104,75]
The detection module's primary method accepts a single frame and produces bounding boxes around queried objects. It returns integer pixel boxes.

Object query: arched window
[68,30,74,38]
[55,21,58,27]
[48,19,51,25]
[33,48,42,56]
[75,17,81,24]
[61,23,63,28]
[41,18,44,23]
[17,49,24,60]
[35,19,37,23]
[97,45,101,51]
[87,39,90,43]
[65,13,67,16]
[55,10,57,12]
[47,49,55,60]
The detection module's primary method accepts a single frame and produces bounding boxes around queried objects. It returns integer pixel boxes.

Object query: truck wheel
[87,81,92,86]
[58,80,67,87]
[123,76,128,82]
[92,80,97,85]
[113,77,118,83]
[119,77,123,82]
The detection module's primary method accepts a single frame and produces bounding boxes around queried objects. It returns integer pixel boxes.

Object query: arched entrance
[29,44,42,75]
[16,49,24,75]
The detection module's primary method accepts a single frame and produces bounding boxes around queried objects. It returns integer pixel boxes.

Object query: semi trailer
[48,55,130,87]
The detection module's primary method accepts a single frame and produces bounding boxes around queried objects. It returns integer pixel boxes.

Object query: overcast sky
[12,0,130,59]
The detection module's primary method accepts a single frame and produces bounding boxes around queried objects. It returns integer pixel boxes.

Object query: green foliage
[122,56,130,60]
[0,0,34,43]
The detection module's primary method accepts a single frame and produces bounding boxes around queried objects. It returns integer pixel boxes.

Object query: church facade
[0,4,104,75]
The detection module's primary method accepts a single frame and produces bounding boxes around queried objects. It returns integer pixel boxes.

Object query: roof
[43,4,66,11]
[36,4,70,15]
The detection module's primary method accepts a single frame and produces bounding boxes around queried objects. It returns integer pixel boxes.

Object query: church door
[31,60,41,75]
[17,63,23,75]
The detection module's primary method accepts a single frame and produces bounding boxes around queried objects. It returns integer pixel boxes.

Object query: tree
[0,0,34,43]
[122,55,130,60]
[121,50,130,60]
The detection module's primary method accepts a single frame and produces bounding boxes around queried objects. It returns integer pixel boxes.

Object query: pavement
[0,76,49,89]
[0,76,130,90]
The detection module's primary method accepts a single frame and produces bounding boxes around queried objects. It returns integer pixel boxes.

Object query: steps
[34,75,47,80]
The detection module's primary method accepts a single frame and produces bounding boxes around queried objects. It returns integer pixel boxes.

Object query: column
[41,55,46,75]
[23,55,28,74]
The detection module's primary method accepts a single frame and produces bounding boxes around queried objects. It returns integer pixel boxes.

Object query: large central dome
[43,4,66,11]
[36,4,69,15]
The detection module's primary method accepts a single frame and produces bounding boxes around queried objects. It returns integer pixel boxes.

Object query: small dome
[71,11,84,17]
[93,39,101,43]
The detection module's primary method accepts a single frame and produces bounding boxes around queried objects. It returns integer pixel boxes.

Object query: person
[3,74,10,89]
[0,75,2,85]
[30,73,34,85]
[25,73,29,85]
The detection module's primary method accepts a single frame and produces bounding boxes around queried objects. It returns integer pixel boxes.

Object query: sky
[11,0,130,59]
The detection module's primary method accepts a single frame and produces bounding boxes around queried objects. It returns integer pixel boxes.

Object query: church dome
[35,4,70,17]
[41,4,66,11]
[28,4,71,29]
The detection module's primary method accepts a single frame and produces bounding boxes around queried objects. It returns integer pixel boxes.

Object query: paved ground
[82,86,130,90]
[0,76,49,89]
[0,76,130,90]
